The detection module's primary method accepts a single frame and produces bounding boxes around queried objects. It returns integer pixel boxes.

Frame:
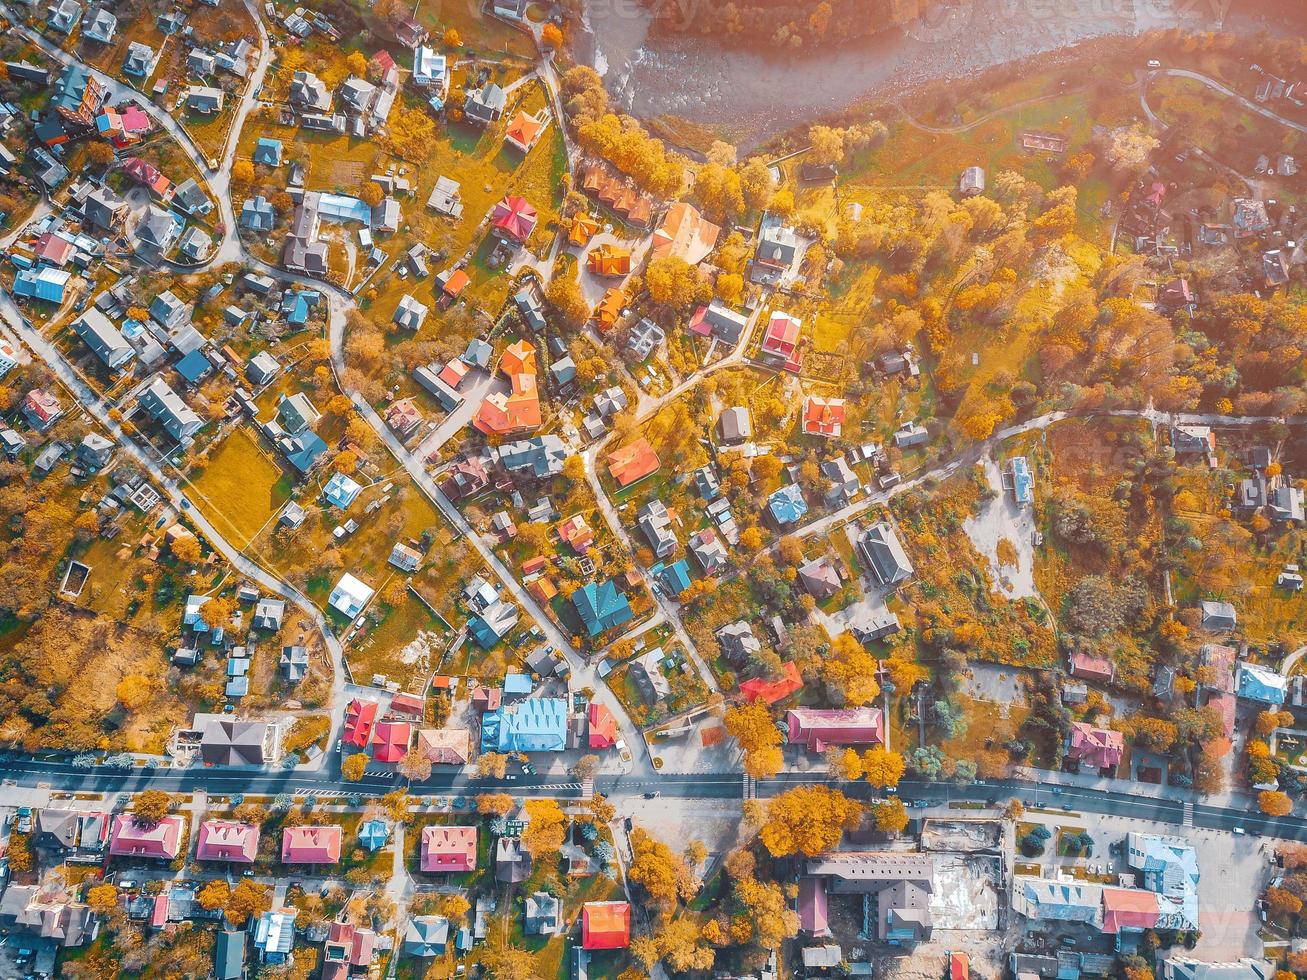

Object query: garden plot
[963,454,1039,600]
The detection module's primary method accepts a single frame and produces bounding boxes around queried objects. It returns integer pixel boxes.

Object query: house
[797,558,841,600]
[195,820,260,863]
[504,109,549,153]
[247,350,281,386]
[200,718,275,766]
[768,484,808,526]
[515,282,547,332]
[290,70,332,111]
[473,339,541,435]
[806,853,934,945]
[588,702,617,749]
[498,434,567,478]
[1161,959,1273,980]
[393,293,429,331]
[46,0,82,34]
[385,398,423,438]
[76,433,115,471]
[322,472,361,509]
[320,920,376,979]
[13,266,73,304]
[1069,650,1113,684]
[1012,876,1104,926]
[184,86,225,114]
[959,166,986,196]
[630,649,671,700]
[637,500,677,557]
[344,698,379,748]
[740,661,803,704]
[373,721,411,762]
[280,645,309,681]
[1008,456,1034,505]
[282,825,342,864]
[558,513,595,553]
[496,836,532,882]
[573,580,633,636]
[592,286,627,331]
[651,201,720,264]
[188,49,216,76]
[73,310,133,369]
[582,902,631,950]
[688,300,748,343]
[135,205,182,254]
[109,813,185,859]
[719,406,752,443]
[716,621,761,665]
[389,541,423,572]
[628,317,665,359]
[607,438,660,487]
[893,421,929,448]
[124,157,173,199]
[1172,424,1216,459]
[178,226,212,261]
[213,931,246,980]
[253,137,283,166]
[252,910,297,964]
[787,708,884,752]
[415,728,472,765]
[240,195,275,231]
[420,826,477,872]
[1199,600,1237,632]
[587,242,631,277]
[1237,661,1288,705]
[465,83,506,126]
[251,598,284,632]
[412,46,447,91]
[1067,722,1125,770]
[525,892,561,935]
[329,572,374,618]
[753,217,803,282]
[84,186,126,232]
[138,377,202,441]
[0,883,99,950]
[403,917,450,957]
[761,311,803,371]
[490,194,537,243]
[689,527,729,574]
[34,809,109,855]
[857,522,914,587]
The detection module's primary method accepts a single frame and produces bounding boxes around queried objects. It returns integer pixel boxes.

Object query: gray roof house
[464,83,506,126]
[496,434,567,479]
[84,186,127,232]
[495,837,531,883]
[857,522,914,587]
[82,7,117,42]
[394,294,429,330]
[178,226,212,261]
[637,499,677,558]
[628,317,665,359]
[1200,600,1237,632]
[718,406,751,444]
[138,377,203,441]
[524,892,561,935]
[76,433,115,471]
[46,0,83,34]
[716,621,761,665]
[199,718,271,766]
[246,350,281,385]
[1160,959,1273,980]
[184,86,224,114]
[630,649,671,701]
[289,70,332,111]
[252,598,285,631]
[73,310,133,369]
[150,290,189,330]
[805,852,934,945]
[279,645,309,682]
[173,178,212,216]
[240,195,275,231]
[135,206,181,254]
[123,41,156,77]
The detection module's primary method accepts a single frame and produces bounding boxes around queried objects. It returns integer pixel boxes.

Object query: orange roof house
[592,287,626,332]
[504,109,548,154]
[587,243,631,278]
[582,901,631,949]
[651,202,720,265]
[1101,887,1160,933]
[557,514,595,553]
[568,214,601,246]
[802,396,845,438]
[588,703,617,748]
[739,661,803,705]
[522,555,548,576]
[606,438,660,488]
[438,268,470,300]
[528,577,558,602]
[473,339,541,435]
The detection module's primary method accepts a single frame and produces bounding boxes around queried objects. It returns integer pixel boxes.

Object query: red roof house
[372,721,412,763]
[802,396,845,438]
[1102,887,1160,933]
[282,825,342,864]
[322,920,376,980]
[195,820,260,863]
[471,685,502,711]
[439,358,469,389]
[588,702,617,749]
[490,195,538,243]
[109,814,185,860]
[606,438,660,488]
[343,698,379,748]
[420,825,477,873]
[387,692,425,722]
[557,514,595,553]
[785,707,883,753]
[582,901,631,949]
[122,157,173,198]
[740,661,803,705]
[1067,722,1124,771]
[34,232,75,267]
[1069,650,1114,684]
[761,312,803,372]
[23,389,63,427]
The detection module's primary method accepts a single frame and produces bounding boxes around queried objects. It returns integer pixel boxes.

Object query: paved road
[1147,67,1307,136]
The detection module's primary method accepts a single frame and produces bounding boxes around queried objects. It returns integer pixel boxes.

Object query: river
[580,0,1290,151]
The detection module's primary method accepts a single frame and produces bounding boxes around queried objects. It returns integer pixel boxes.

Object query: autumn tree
[873,797,909,834]
[1260,790,1293,817]
[1101,123,1159,174]
[807,125,846,165]
[359,182,384,208]
[476,793,515,816]
[759,785,862,857]
[862,747,906,789]
[482,946,536,980]
[545,266,590,329]
[86,141,114,167]
[440,894,471,921]
[723,701,783,778]
[225,881,269,926]
[345,50,368,77]
[818,632,881,706]
[398,750,433,782]
[85,884,118,915]
[171,534,202,565]
[1266,885,1303,920]
[522,799,568,858]
[341,753,368,781]
[443,27,461,48]
[116,674,155,711]
[733,874,800,949]
[132,790,172,824]
[647,916,715,972]
[477,752,510,779]
[646,256,708,310]
[197,880,230,911]
[231,160,254,187]
[628,826,697,911]
[541,23,563,49]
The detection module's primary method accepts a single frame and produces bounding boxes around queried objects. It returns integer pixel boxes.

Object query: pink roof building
[490,195,538,243]
[798,877,830,936]
[109,814,185,860]
[786,707,884,753]
[1102,887,1160,933]
[322,920,376,980]
[420,825,477,873]
[1067,722,1124,770]
[762,312,803,371]
[282,825,342,865]
[195,820,260,863]
[1069,650,1113,683]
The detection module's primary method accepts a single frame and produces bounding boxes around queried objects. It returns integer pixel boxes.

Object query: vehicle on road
[643,791,659,799]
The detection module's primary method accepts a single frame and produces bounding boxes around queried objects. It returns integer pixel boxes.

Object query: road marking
[1183,801,1194,828]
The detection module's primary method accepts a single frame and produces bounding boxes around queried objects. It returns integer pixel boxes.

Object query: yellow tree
[85,884,118,915]
[872,798,909,834]
[225,881,269,926]
[628,827,697,910]
[723,701,783,778]
[197,880,230,911]
[132,790,172,824]
[861,747,906,789]
[522,799,567,858]
[759,786,862,857]
[1259,790,1293,817]
[341,753,368,781]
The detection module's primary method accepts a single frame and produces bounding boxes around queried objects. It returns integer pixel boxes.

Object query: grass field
[187,426,292,549]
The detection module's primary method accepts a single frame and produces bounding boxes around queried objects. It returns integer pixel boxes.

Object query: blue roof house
[253,137,283,166]
[175,348,213,385]
[572,580,633,636]
[485,697,568,752]
[359,819,390,852]
[1237,661,1288,705]
[252,910,297,964]
[322,472,362,509]
[1008,456,1034,506]
[13,266,72,303]
[768,483,808,525]
[503,673,533,697]
[661,559,692,595]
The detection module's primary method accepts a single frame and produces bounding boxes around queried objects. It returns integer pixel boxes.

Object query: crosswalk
[742,774,756,800]
[1182,801,1194,827]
